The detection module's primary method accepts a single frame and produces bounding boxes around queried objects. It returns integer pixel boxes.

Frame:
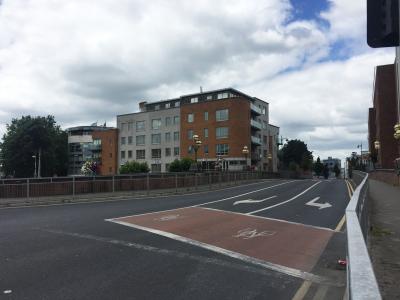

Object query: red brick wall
[92,129,118,175]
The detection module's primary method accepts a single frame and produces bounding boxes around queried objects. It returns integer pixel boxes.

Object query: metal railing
[0,171,278,205]
[346,172,381,299]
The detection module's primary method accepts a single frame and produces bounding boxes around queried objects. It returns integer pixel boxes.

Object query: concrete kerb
[0,178,267,208]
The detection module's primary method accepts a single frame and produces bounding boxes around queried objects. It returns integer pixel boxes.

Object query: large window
[190,97,198,103]
[136,135,145,146]
[128,136,133,145]
[187,130,193,139]
[174,102,180,107]
[204,111,208,121]
[204,145,209,154]
[151,134,161,145]
[165,132,171,142]
[151,164,161,172]
[121,151,126,159]
[188,113,194,123]
[152,119,162,130]
[121,123,126,131]
[121,137,126,145]
[174,147,180,156]
[217,92,229,99]
[151,149,161,159]
[128,150,132,159]
[174,131,180,141]
[216,109,229,121]
[173,116,180,125]
[128,122,133,131]
[165,117,171,126]
[216,144,229,155]
[216,127,229,139]
[136,149,145,160]
[165,148,171,157]
[136,121,145,132]
[204,128,208,138]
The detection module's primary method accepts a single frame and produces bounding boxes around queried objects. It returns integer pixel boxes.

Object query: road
[0,178,350,300]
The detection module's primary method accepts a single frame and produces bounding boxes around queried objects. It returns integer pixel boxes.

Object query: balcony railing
[250,119,262,130]
[251,136,261,145]
[250,103,262,115]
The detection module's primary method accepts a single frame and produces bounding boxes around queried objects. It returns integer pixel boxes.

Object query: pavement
[0,179,350,300]
[369,179,400,299]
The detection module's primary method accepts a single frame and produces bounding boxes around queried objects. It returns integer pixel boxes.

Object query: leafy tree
[280,139,313,170]
[1,115,68,178]
[313,157,324,176]
[119,161,149,174]
[168,158,194,172]
[333,163,341,178]
[81,160,99,176]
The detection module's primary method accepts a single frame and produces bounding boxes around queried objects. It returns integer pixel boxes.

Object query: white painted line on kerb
[247,181,322,215]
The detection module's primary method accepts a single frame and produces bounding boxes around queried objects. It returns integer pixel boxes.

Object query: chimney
[139,101,147,112]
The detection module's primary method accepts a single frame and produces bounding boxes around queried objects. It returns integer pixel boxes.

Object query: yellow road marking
[335,180,353,232]
[292,280,312,300]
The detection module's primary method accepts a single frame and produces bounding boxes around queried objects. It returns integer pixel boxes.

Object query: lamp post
[374,140,380,169]
[32,155,37,178]
[267,153,272,172]
[242,145,249,170]
[357,142,363,169]
[192,134,202,170]
[394,124,400,140]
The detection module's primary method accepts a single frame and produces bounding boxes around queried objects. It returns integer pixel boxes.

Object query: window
[175,101,180,107]
[217,92,229,99]
[187,130,193,139]
[121,123,126,131]
[128,122,133,131]
[216,144,229,155]
[136,121,145,132]
[151,164,161,172]
[165,132,171,142]
[128,150,132,159]
[216,109,229,121]
[174,131,180,141]
[155,104,160,110]
[190,97,198,103]
[136,149,145,160]
[206,95,212,100]
[165,103,171,109]
[188,145,193,154]
[188,113,194,123]
[151,134,161,145]
[216,127,229,139]
[204,128,208,138]
[136,135,145,146]
[263,135,267,144]
[165,148,171,157]
[121,137,126,145]
[173,116,180,125]
[128,136,133,145]
[204,145,209,154]
[93,139,101,145]
[121,151,126,159]
[204,111,208,121]
[165,117,171,126]
[262,106,267,115]
[174,147,180,156]
[152,119,161,130]
[151,149,161,159]
[263,121,268,129]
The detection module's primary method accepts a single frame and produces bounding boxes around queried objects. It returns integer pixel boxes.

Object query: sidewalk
[369,179,400,299]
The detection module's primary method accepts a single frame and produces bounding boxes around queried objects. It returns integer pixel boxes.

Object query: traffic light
[367,0,399,48]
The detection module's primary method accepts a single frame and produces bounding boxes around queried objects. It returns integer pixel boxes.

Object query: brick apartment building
[117,88,279,173]
[368,64,400,169]
[67,125,118,175]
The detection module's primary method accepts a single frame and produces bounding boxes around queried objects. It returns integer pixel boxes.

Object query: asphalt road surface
[0,178,351,300]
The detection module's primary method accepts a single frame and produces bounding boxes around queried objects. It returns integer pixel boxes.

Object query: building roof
[66,125,116,132]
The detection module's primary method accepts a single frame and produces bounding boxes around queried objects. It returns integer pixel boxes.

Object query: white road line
[247,181,322,215]
[106,219,338,286]
[199,206,335,232]
[108,180,295,220]
[233,196,277,205]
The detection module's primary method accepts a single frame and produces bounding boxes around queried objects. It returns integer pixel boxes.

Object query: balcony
[250,103,262,115]
[250,119,262,130]
[87,144,102,152]
[251,136,261,145]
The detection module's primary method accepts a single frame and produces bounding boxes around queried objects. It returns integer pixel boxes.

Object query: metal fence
[0,171,278,203]
[346,171,381,300]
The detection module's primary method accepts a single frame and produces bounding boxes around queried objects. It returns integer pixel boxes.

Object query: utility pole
[38,148,42,178]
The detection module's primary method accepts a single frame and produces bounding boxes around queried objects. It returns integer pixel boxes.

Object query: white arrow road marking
[233,196,277,206]
[306,197,332,210]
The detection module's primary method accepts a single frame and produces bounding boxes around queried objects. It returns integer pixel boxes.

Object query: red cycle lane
[109,207,334,274]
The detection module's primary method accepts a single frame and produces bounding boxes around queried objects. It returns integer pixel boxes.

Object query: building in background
[117,88,279,172]
[368,64,399,169]
[67,125,118,175]
[322,157,341,172]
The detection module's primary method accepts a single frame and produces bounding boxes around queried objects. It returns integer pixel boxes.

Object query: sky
[0,0,395,161]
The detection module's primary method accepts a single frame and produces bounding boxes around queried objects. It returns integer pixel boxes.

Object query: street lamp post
[267,153,272,172]
[357,142,363,169]
[374,140,380,169]
[32,155,37,178]
[192,134,202,171]
[242,145,249,171]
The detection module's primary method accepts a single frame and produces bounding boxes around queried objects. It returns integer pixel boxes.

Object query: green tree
[167,158,194,172]
[1,115,68,178]
[280,139,313,170]
[313,157,324,176]
[333,163,341,178]
[119,161,149,174]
